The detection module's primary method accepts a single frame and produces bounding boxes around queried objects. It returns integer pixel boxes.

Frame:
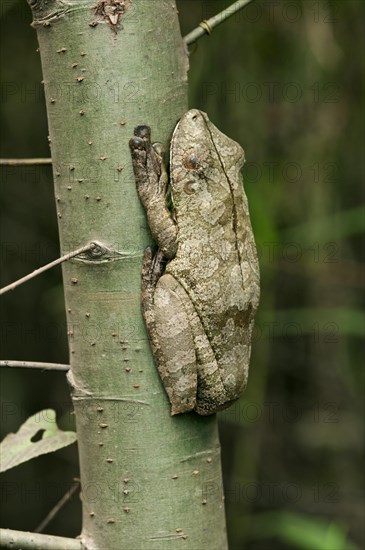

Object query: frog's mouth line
[202,116,246,288]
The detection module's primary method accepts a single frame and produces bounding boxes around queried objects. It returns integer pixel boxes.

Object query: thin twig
[0,529,81,550]
[0,158,52,166]
[0,242,95,296]
[0,360,70,372]
[184,0,254,46]
[35,480,80,533]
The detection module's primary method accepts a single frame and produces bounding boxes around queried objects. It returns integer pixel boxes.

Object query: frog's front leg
[129,126,177,259]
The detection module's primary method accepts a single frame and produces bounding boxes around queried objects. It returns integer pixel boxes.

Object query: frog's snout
[190,110,200,121]
[175,110,210,139]
[185,109,206,124]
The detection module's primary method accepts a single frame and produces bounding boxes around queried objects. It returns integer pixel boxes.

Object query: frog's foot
[129,132,150,201]
[129,126,166,198]
[133,126,165,164]
[151,143,168,196]
[134,124,151,142]
[129,125,177,259]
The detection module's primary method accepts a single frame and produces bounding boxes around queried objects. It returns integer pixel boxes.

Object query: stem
[0,158,52,165]
[0,529,81,550]
[35,481,80,533]
[0,242,95,296]
[184,0,254,45]
[0,360,69,371]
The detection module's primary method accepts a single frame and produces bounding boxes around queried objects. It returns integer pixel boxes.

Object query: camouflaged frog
[129,110,260,415]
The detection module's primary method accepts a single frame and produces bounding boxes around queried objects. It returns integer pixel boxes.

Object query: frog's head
[170,109,245,208]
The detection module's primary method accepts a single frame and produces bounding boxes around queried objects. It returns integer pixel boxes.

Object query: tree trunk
[27,0,228,548]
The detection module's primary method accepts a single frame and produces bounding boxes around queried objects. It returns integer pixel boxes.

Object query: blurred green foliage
[1,1,364,548]
[250,512,359,550]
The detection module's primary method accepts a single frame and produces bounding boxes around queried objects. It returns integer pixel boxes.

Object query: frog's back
[167,108,260,399]
[167,186,259,400]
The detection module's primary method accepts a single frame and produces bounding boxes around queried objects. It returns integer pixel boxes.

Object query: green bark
[27,1,228,548]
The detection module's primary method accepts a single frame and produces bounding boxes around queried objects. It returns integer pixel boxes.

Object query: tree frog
[129,110,260,415]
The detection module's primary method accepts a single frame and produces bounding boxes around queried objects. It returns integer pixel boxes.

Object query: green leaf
[0,409,77,473]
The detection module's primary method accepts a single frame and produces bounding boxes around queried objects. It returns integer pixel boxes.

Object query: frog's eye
[183,153,199,170]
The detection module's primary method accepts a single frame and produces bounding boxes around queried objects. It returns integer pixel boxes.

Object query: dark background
[1,1,364,548]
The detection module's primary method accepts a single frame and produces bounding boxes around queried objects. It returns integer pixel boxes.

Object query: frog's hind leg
[140,246,166,367]
[141,247,166,316]
[141,248,196,415]
[154,279,201,415]
[142,250,229,416]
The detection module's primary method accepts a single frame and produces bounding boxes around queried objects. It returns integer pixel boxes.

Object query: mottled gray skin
[129,110,260,415]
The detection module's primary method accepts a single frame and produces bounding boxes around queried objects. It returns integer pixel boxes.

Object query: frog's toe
[152,142,164,157]
[129,136,147,167]
[171,397,196,416]
[129,136,144,151]
[134,125,151,142]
